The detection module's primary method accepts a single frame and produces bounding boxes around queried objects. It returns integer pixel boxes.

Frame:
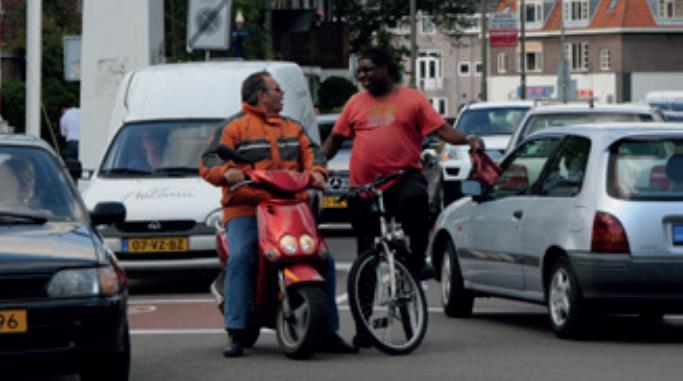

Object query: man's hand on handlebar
[309,171,327,189]
[223,168,246,186]
[466,135,485,152]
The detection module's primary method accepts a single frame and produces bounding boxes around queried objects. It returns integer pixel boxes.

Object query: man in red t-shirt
[324,46,477,283]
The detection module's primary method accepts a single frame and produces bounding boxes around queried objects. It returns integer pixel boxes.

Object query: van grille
[115,220,196,233]
[0,273,51,299]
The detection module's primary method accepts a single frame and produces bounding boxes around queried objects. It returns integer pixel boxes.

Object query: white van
[82,61,318,273]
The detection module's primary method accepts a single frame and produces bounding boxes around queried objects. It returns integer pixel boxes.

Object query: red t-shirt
[333,86,445,187]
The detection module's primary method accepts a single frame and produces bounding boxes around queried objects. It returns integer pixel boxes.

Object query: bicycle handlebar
[344,170,405,199]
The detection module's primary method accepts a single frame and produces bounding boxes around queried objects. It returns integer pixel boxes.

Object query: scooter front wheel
[276,283,329,359]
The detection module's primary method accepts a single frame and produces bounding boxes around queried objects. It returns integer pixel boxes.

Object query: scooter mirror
[217,145,255,166]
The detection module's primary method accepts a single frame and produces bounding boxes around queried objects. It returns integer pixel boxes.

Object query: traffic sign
[187,0,232,52]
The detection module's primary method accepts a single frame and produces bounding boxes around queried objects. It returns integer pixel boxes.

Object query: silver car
[429,123,683,338]
[506,103,665,155]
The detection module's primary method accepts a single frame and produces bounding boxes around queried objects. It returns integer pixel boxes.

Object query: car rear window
[608,138,683,201]
[521,112,654,141]
[456,107,529,135]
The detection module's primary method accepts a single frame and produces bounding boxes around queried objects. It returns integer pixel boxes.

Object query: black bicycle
[345,171,428,355]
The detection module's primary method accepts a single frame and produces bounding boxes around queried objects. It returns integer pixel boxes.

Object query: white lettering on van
[123,187,195,200]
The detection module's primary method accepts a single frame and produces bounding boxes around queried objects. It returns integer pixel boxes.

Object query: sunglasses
[355,63,377,77]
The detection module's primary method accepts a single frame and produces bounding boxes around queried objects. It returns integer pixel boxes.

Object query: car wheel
[547,257,585,339]
[440,241,474,318]
[80,322,131,381]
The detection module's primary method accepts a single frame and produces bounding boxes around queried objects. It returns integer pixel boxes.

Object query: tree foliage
[318,76,358,113]
[333,0,478,53]
[164,0,271,62]
[1,0,81,148]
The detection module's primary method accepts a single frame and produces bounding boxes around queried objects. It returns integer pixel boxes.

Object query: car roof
[527,122,683,140]
[527,103,655,115]
[0,134,56,152]
[462,101,535,110]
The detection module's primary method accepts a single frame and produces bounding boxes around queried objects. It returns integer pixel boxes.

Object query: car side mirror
[461,180,484,202]
[64,158,82,183]
[90,202,126,226]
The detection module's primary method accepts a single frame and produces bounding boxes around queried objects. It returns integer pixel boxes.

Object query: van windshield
[99,120,220,178]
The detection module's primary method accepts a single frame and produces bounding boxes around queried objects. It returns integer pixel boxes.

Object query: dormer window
[659,0,683,18]
[563,0,590,25]
[524,0,544,25]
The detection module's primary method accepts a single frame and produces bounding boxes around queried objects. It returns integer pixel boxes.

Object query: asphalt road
[15,231,683,381]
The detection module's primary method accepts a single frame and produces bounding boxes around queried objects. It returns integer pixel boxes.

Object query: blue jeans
[224,216,340,332]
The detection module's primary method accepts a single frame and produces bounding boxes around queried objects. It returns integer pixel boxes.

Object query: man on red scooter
[200,71,356,357]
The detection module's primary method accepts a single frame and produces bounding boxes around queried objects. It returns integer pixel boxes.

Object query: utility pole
[480,0,488,101]
[559,1,568,103]
[409,0,417,89]
[519,0,526,99]
[26,0,42,137]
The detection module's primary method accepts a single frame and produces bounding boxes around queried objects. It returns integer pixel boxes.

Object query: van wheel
[547,257,585,339]
[440,241,474,317]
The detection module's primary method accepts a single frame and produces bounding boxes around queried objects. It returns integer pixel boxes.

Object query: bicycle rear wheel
[347,247,428,355]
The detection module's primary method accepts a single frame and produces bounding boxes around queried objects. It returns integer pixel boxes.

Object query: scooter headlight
[279,234,298,255]
[299,234,315,254]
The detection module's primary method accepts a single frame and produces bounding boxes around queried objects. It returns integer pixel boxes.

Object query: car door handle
[513,210,523,219]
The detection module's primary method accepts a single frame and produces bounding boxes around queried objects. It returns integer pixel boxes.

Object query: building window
[659,0,683,18]
[519,52,543,72]
[458,62,471,76]
[497,53,507,73]
[474,62,483,76]
[563,0,590,23]
[421,15,436,34]
[525,1,544,24]
[429,97,448,116]
[599,48,611,71]
[565,42,589,71]
[417,50,443,90]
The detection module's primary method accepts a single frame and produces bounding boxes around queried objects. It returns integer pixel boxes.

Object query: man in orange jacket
[200,71,355,357]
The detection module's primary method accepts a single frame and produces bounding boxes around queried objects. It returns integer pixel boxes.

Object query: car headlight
[299,234,315,254]
[47,267,121,298]
[279,235,298,255]
[205,208,223,229]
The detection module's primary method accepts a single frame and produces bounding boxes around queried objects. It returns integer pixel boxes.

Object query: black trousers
[348,170,430,270]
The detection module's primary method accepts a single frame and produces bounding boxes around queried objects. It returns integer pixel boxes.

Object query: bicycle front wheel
[347,248,428,355]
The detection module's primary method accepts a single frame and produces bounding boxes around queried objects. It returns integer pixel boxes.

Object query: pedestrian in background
[59,104,80,161]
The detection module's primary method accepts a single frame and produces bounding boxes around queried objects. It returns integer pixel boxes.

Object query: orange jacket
[200,103,327,224]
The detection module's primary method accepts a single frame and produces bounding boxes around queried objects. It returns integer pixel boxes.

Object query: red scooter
[210,145,330,359]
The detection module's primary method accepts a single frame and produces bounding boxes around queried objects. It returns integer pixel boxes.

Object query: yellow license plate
[125,237,189,253]
[321,196,347,209]
[0,309,27,334]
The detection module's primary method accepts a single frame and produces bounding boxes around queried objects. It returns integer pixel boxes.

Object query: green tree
[332,0,478,77]
[1,0,81,151]
[164,0,271,62]
[318,76,358,113]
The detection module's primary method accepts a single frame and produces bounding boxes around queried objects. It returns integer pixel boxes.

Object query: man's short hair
[359,47,401,82]
[241,71,270,105]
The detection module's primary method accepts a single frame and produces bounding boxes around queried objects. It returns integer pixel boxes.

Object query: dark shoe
[222,330,244,357]
[319,332,358,354]
[352,333,372,349]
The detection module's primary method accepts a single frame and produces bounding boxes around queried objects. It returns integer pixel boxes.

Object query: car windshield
[608,138,683,201]
[521,112,654,141]
[99,120,219,178]
[0,146,85,222]
[456,107,529,135]
[318,119,352,149]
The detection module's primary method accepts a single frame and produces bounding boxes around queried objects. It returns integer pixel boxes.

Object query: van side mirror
[91,202,126,225]
[64,158,83,183]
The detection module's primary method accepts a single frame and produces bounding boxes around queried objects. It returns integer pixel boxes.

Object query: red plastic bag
[470,149,500,187]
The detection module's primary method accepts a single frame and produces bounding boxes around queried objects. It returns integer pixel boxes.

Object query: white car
[506,103,665,155]
[432,101,533,211]
[429,123,683,338]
